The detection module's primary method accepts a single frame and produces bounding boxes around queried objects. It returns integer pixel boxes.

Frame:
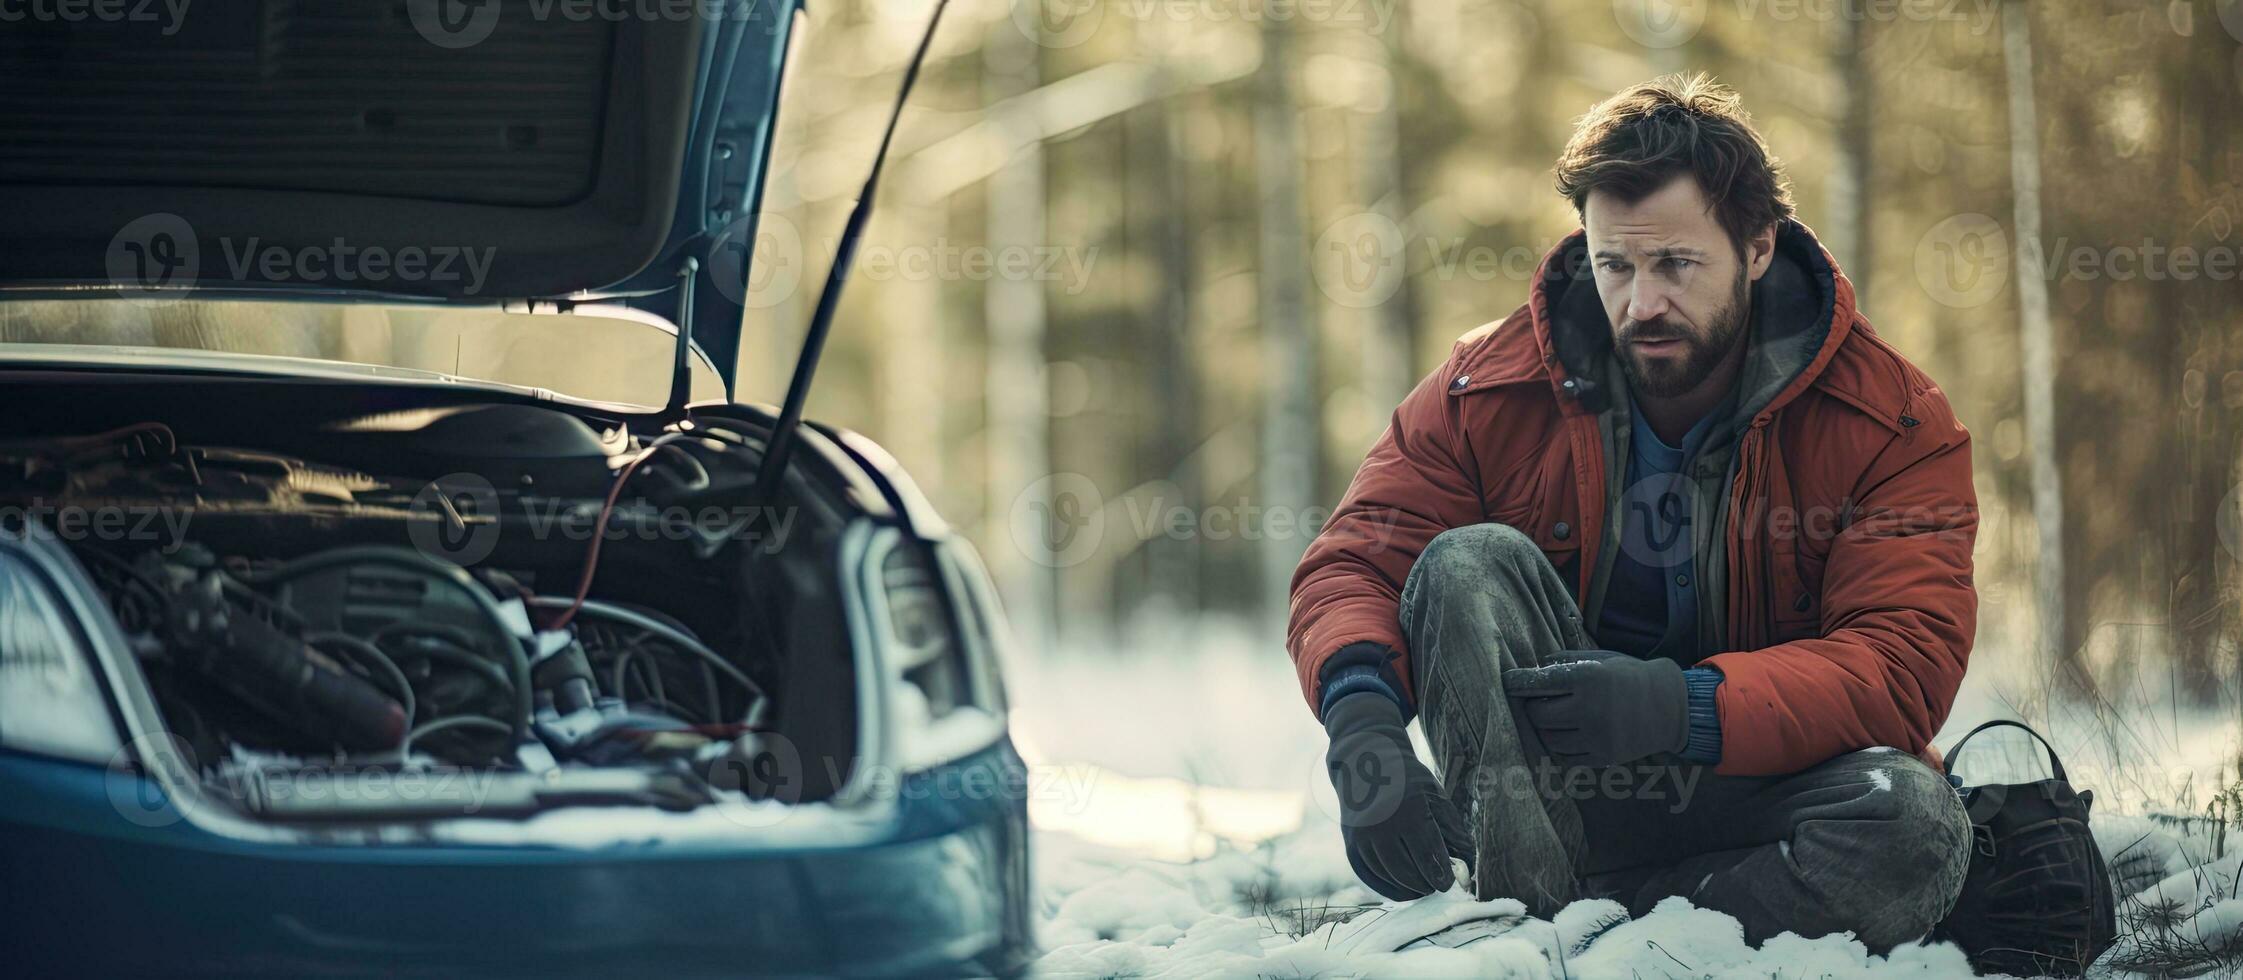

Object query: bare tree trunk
[2156,36,2239,702]
[1357,18,1416,416]
[2001,0,2069,681]
[984,23,1056,652]
[1256,19,1319,634]
[882,203,944,493]
[1145,91,1203,611]
[1826,12,1872,295]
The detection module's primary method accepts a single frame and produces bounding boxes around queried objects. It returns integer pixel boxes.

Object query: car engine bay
[0,380,869,824]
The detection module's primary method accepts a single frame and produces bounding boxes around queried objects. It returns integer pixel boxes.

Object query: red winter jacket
[1287,221,1976,776]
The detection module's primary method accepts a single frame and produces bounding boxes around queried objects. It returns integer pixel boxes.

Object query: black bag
[1933,720,2117,977]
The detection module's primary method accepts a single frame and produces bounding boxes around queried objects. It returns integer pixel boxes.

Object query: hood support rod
[665,255,701,419]
[748,0,950,504]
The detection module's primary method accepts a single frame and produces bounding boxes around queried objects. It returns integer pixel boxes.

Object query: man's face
[1584,176,1774,398]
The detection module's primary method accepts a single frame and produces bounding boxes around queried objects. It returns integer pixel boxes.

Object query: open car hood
[0,0,799,393]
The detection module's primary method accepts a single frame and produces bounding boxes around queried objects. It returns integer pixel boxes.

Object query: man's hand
[1323,692,1472,901]
[1503,651,1688,768]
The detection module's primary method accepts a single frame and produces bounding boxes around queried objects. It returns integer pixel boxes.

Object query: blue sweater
[1600,397,1724,763]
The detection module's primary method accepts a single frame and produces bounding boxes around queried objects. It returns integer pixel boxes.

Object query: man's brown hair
[1553,73,1795,249]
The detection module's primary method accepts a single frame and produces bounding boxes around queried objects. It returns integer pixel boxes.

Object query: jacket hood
[1521,218,1857,429]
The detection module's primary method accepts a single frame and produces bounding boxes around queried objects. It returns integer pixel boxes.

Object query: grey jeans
[1400,523,1971,949]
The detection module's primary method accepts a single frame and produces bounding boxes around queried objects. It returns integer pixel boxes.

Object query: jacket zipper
[1581,405,1628,632]
[1724,425,1764,650]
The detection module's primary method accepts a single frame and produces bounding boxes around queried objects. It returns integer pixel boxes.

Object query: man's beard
[1615,266,1752,398]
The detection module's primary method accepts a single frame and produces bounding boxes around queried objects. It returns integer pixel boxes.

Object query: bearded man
[1289,74,1976,949]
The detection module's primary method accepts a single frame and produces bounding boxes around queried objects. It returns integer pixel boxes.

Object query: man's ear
[1743,223,1778,282]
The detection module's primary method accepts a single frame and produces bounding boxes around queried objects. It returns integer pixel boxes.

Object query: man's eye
[1600,261,1628,273]
[1663,258,1695,271]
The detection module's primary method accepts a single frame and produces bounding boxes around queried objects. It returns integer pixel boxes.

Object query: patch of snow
[2095,813,2205,897]
[1011,622,2243,978]
[1868,767,1894,792]
[1027,764,1302,862]
[2098,850,2243,976]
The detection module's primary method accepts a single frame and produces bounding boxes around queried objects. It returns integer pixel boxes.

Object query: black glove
[1502,651,1688,768]
[1323,691,1473,901]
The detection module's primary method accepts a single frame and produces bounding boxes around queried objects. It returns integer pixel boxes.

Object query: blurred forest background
[738,0,2243,713]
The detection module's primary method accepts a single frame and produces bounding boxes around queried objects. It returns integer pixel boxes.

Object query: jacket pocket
[1768,545,1823,642]
[1484,502,1582,592]
[1524,512,1583,597]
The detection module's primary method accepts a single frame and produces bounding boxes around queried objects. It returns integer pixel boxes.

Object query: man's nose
[1626,279,1675,323]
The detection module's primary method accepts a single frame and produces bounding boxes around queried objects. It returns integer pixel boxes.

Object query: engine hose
[243,546,532,749]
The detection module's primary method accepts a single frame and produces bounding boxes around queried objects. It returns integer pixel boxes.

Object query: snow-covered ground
[1004,620,2243,978]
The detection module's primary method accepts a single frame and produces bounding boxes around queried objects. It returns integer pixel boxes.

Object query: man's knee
[1398,524,1548,716]
[1402,523,1544,608]
[1797,750,1971,948]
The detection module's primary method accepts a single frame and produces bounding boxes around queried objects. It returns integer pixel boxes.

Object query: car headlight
[883,545,970,718]
[0,532,124,765]
[873,538,1004,772]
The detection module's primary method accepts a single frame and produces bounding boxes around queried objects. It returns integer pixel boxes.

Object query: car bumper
[0,740,1034,977]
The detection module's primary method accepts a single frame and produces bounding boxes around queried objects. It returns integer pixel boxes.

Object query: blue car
[0,2,1032,975]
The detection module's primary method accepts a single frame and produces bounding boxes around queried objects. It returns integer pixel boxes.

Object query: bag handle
[1944,718,2068,784]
